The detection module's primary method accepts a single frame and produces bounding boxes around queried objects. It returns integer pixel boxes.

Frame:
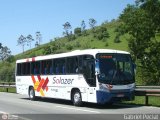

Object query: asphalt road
[0,92,160,120]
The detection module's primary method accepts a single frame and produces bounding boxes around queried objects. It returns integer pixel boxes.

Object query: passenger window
[17,63,21,75]
[53,58,65,75]
[31,61,40,75]
[66,57,78,74]
[41,60,52,75]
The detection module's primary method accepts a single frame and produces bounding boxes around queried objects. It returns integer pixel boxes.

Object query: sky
[0,0,135,55]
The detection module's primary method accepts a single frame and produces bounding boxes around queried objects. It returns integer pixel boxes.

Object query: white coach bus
[16,49,135,106]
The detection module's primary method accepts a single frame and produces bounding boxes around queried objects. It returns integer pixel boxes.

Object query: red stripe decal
[42,77,49,90]
[37,75,41,81]
[32,57,35,62]
[46,86,48,92]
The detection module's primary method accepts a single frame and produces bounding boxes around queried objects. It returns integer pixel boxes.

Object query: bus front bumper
[96,90,135,104]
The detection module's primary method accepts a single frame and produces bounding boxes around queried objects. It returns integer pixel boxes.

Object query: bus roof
[16,49,130,63]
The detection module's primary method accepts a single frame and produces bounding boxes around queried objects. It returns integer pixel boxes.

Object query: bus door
[83,58,96,102]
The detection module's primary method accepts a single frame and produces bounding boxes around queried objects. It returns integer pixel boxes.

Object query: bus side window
[50,67,53,74]
[45,63,50,75]
[34,67,37,75]
[52,60,56,74]
[62,64,65,74]
[37,62,40,75]
[74,57,78,73]
[59,58,65,74]
[48,59,53,75]
[44,67,47,75]
[26,62,31,75]
[82,61,89,80]
[56,64,59,74]
[31,62,35,75]
[32,61,40,75]
[78,56,83,73]
[66,57,77,74]
[17,63,22,75]
[41,59,52,75]
[41,61,45,75]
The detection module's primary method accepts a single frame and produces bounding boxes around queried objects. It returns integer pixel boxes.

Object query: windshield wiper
[110,70,117,84]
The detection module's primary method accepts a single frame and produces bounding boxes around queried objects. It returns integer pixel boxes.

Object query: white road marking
[56,105,101,114]
[147,106,160,109]
[0,111,6,114]
[0,97,101,114]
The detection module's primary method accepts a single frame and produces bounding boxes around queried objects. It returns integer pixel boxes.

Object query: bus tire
[72,90,82,106]
[29,87,36,101]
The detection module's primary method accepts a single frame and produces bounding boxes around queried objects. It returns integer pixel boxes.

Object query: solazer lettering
[53,77,74,84]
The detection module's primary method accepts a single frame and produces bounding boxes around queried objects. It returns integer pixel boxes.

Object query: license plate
[117,94,124,97]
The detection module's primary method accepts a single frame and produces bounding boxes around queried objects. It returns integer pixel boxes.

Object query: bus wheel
[29,87,36,101]
[72,90,82,106]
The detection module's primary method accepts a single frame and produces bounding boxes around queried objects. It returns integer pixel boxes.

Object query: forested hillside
[0,20,130,82]
[0,0,160,85]
[15,20,129,59]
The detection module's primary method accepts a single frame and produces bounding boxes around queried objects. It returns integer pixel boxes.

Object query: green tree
[114,35,120,43]
[0,62,15,82]
[35,41,39,47]
[81,20,87,36]
[6,55,15,62]
[74,27,81,36]
[95,26,110,41]
[89,18,97,34]
[66,44,73,50]
[63,22,72,36]
[89,18,97,30]
[118,0,160,85]
[0,44,11,61]
[81,20,86,31]
[50,43,58,53]
[17,35,26,53]
[63,22,73,41]
[36,31,42,45]
[43,45,51,55]
[26,34,34,49]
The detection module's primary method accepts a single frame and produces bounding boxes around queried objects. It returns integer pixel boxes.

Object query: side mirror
[95,60,100,75]
[98,73,106,80]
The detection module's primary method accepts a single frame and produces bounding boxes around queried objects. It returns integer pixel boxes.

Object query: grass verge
[123,96,160,107]
[0,87,16,93]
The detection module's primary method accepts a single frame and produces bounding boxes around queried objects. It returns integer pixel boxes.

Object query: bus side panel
[16,75,97,103]
[16,76,32,95]
[39,75,90,101]
[87,87,97,103]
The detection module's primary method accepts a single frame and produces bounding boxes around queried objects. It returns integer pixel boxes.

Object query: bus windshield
[96,53,135,85]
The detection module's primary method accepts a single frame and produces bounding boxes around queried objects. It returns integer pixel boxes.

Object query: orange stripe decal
[37,79,45,92]
[31,75,36,84]
[31,75,49,97]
